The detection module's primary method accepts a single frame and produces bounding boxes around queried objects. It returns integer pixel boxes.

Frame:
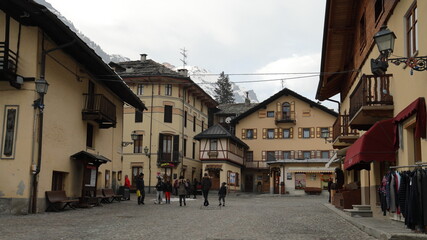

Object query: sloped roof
[0,0,146,111]
[232,88,338,123]
[194,124,249,149]
[112,60,188,79]
[216,103,259,115]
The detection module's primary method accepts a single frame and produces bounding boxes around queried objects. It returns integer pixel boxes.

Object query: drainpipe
[148,81,154,193]
[30,37,75,213]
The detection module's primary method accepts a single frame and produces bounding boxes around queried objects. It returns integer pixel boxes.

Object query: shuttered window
[135,110,143,122]
[164,105,172,123]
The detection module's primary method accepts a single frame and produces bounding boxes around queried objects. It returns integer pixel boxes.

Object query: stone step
[343,209,373,217]
[352,205,371,211]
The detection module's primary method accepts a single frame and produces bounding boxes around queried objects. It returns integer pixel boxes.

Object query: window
[246,129,254,139]
[267,129,275,139]
[52,171,66,191]
[159,134,179,162]
[267,111,274,118]
[133,134,143,153]
[282,151,291,159]
[210,139,218,151]
[183,139,187,157]
[303,128,310,138]
[105,170,110,188]
[202,121,204,131]
[406,3,418,56]
[184,111,187,128]
[246,151,254,162]
[267,151,276,161]
[192,142,196,159]
[282,102,291,120]
[86,123,94,148]
[193,116,196,132]
[137,84,144,95]
[162,135,172,160]
[375,0,384,22]
[135,110,143,122]
[320,128,329,138]
[321,151,329,159]
[283,129,290,139]
[164,105,172,123]
[165,84,172,96]
[303,151,311,159]
[359,13,366,49]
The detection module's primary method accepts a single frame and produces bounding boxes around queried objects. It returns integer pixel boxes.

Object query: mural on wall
[295,173,306,190]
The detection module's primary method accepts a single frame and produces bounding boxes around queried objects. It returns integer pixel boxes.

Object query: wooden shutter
[158,134,164,161]
[253,129,257,139]
[276,102,281,120]
[316,127,321,138]
[278,128,283,139]
[298,151,302,159]
[289,127,293,138]
[329,127,333,138]
[262,128,267,139]
[274,128,278,139]
[290,150,295,159]
[262,151,266,161]
[164,105,172,123]
[173,135,179,161]
[311,151,315,159]
[310,127,315,138]
[298,128,302,138]
[317,150,321,158]
[290,101,295,120]
[258,110,266,118]
[241,129,246,139]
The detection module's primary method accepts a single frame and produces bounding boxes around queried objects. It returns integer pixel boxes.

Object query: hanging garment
[398,172,408,218]
[422,169,427,226]
[390,173,396,213]
[379,175,388,216]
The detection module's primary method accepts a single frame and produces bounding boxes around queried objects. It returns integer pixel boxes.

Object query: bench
[45,191,79,212]
[96,189,111,204]
[304,187,322,195]
[102,188,122,203]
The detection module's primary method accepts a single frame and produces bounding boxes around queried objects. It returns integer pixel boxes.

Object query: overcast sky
[45,0,336,109]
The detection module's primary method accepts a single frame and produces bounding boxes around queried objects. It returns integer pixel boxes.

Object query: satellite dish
[225,117,232,124]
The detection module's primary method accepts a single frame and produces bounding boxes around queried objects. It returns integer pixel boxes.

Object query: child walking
[218,182,227,206]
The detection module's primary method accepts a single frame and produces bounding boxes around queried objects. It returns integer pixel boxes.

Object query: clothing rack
[390,162,427,169]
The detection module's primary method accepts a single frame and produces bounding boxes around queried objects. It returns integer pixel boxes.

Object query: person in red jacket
[124,175,131,200]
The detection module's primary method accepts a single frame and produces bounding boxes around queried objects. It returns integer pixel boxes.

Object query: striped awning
[287,167,335,173]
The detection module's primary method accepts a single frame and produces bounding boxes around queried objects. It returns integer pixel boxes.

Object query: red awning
[393,97,426,149]
[344,119,395,170]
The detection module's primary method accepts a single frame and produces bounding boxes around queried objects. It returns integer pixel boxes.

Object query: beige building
[317,0,427,216]
[0,0,146,214]
[194,124,248,191]
[232,88,338,194]
[110,57,217,191]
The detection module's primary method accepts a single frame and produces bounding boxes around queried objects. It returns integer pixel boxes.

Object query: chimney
[140,54,147,62]
[245,92,250,105]
[178,69,188,77]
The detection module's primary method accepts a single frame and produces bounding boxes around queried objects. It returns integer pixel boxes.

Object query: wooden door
[209,170,220,190]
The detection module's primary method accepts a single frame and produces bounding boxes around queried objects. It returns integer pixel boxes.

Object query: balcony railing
[332,114,358,142]
[349,74,393,120]
[157,151,180,166]
[82,94,116,128]
[245,161,268,169]
[275,112,296,124]
[0,42,17,73]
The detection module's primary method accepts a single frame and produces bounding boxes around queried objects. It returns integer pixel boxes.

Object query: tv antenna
[180,47,188,69]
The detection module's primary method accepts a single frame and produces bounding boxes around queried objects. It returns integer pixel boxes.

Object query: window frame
[320,127,329,138]
[267,111,275,118]
[267,129,275,139]
[321,151,329,159]
[266,151,276,161]
[283,128,290,139]
[135,110,143,123]
[302,128,310,138]
[210,139,218,151]
[246,129,254,139]
[86,123,94,148]
[133,134,143,153]
[165,84,172,96]
[246,151,254,162]
[303,151,311,159]
[136,84,144,95]
[406,2,418,57]
[164,105,173,123]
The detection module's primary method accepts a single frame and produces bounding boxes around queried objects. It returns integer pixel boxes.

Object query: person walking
[177,176,187,206]
[218,182,227,206]
[164,179,172,204]
[136,173,145,205]
[173,177,179,196]
[201,173,212,206]
[155,177,165,204]
[192,178,199,199]
[186,179,192,198]
[124,175,131,200]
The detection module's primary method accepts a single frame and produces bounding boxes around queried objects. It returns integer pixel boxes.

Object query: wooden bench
[96,189,111,204]
[304,187,322,195]
[45,191,79,212]
[102,188,122,203]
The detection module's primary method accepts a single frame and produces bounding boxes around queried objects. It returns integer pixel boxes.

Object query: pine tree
[214,71,235,104]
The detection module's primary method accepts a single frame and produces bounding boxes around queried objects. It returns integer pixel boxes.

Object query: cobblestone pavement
[0,194,377,240]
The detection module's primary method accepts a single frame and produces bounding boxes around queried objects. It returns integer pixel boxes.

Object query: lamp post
[144,146,151,193]
[31,78,49,213]
[371,25,427,75]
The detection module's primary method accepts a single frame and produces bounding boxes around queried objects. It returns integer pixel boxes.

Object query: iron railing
[82,94,116,123]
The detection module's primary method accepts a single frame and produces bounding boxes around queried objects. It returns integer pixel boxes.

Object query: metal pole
[148,82,154,193]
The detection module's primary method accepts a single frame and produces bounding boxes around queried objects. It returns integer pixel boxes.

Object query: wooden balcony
[0,42,19,85]
[275,112,296,124]
[245,161,268,169]
[332,114,359,149]
[349,74,394,130]
[82,94,116,128]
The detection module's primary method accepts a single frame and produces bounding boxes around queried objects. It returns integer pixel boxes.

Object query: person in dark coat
[177,176,187,206]
[218,182,227,206]
[155,177,165,204]
[136,173,145,205]
[164,179,173,204]
[201,173,212,206]
[327,178,333,203]
[192,178,199,199]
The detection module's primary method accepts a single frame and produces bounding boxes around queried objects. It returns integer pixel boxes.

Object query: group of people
[124,173,228,207]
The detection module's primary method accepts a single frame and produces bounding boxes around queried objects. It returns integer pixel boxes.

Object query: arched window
[282,102,291,120]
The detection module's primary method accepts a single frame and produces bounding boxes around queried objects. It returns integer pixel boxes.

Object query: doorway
[245,174,254,192]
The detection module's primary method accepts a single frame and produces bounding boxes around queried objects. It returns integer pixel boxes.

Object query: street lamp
[33,79,49,109]
[371,25,427,75]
